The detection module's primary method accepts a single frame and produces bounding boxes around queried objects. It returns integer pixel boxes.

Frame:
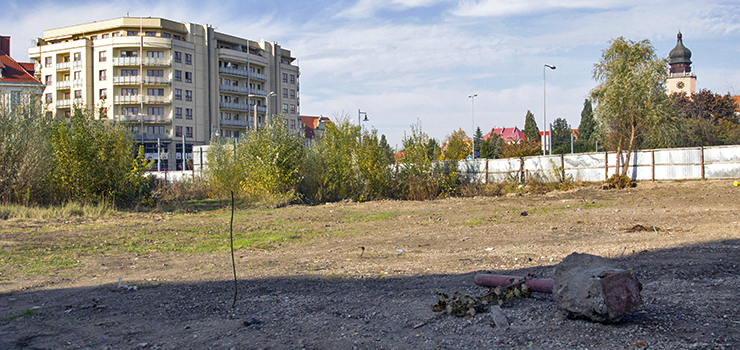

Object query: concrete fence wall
[459,145,740,183]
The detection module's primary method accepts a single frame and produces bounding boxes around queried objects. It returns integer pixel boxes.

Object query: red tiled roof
[0,52,41,84]
[483,126,525,143]
[733,96,740,113]
[19,62,35,75]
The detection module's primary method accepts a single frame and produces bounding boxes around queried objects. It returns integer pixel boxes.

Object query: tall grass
[0,201,114,220]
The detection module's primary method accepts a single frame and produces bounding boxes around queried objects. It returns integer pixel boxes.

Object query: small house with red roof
[483,126,525,144]
[300,115,332,147]
[0,36,42,110]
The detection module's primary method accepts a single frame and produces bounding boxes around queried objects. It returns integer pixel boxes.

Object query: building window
[184,53,192,65]
[173,35,182,40]
[122,107,139,115]
[90,35,98,40]
[290,104,296,114]
[290,119,296,129]
[74,90,82,99]
[174,51,181,63]
[147,51,163,58]
[99,69,106,81]
[174,70,181,81]
[282,103,288,113]
[145,31,156,37]
[185,90,192,101]
[185,108,192,119]
[148,88,164,96]
[282,73,288,83]
[162,33,171,38]
[121,88,138,96]
[45,75,52,85]
[101,33,110,39]
[121,69,137,76]
[127,31,138,36]
[147,69,164,77]
[175,107,182,118]
[99,51,107,62]
[112,32,120,37]
[73,71,81,80]
[290,89,296,99]
[175,126,182,137]
[147,126,165,135]
[147,107,164,115]
[174,89,182,100]
[73,52,81,61]
[282,88,288,98]
[45,57,52,67]
[45,93,52,103]
[120,50,137,57]
[185,72,192,83]
[186,127,193,137]
[99,88,107,99]
[290,74,295,84]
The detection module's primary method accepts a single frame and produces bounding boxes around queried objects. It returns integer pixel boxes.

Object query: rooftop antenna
[127,11,129,17]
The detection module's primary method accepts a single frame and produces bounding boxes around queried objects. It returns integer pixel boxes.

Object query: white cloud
[451,0,642,17]
[335,0,449,19]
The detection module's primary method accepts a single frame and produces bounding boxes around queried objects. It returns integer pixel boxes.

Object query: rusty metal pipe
[474,274,554,294]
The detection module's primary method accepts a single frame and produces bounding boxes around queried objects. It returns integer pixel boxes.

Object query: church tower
[666,32,696,95]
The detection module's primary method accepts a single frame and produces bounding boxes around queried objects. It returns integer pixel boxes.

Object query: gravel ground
[1,180,739,349]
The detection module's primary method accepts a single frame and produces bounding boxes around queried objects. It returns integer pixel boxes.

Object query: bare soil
[1,180,739,349]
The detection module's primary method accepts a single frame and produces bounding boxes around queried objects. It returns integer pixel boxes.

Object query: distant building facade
[28,17,300,170]
[300,115,331,147]
[483,126,525,144]
[0,36,42,111]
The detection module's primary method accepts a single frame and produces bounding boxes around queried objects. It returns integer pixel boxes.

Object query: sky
[2,0,739,148]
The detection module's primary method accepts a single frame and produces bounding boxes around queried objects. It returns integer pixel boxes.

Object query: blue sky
[2,0,739,148]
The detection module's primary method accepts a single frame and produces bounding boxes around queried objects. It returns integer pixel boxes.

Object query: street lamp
[544,64,556,155]
[266,91,276,123]
[358,109,368,132]
[468,94,477,159]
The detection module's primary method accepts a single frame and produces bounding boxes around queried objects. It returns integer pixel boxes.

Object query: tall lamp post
[468,93,477,159]
[543,64,556,155]
[266,91,276,123]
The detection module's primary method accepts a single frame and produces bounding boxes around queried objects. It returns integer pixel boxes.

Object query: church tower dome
[669,32,692,74]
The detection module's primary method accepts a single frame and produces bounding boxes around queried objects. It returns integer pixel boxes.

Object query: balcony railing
[218,67,267,81]
[56,81,70,89]
[113,95,172,104]
[56,99,71,107]
[219,119,249,128]
[115,114,171,124]
[218,84,268,96]
[112,76,171,85]
[72,61,83,68]
[133,133,172,142]
[112,57,171,66]
[219,102,266,113]
[72,98,84,105]
[56,62,70,71]
[72,79,83,87]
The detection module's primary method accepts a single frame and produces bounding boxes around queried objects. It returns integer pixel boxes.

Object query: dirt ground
[1,180,739,349]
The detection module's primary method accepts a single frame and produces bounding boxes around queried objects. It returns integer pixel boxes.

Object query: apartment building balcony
[56,99,71,107]
[56,80,71,89]
[72,98,85,106]
[113,95,172,104]
[72,79,83,87]
[219,119,249,128]
[112,57,171,66]
[218,84,268,96]
[112,76,171,85]
[133,133,172,142]
[218,67,267,81]
[72,61,83,69]
[56,62,70,71]
[115,114,171,124]
[219,101,266,113]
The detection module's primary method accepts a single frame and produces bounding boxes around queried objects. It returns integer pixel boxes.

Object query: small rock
[244,318,262,327]
[490,306,509,330]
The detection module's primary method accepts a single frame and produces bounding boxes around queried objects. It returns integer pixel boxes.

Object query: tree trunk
[621,119,637,178]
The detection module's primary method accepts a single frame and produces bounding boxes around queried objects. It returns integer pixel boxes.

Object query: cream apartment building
[29,17,300,170]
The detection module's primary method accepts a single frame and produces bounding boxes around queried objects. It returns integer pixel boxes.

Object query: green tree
[479,133,503,159]
[550,117,570,151]
[442,128,471,160]
[0,91,54,205]
[523,110,540,143]
[474,127,483,158]
[398,124,457,200]
[669,90,740,147]
[578,99,596,142]
[590,37,669,178]
[51,108,152,206]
